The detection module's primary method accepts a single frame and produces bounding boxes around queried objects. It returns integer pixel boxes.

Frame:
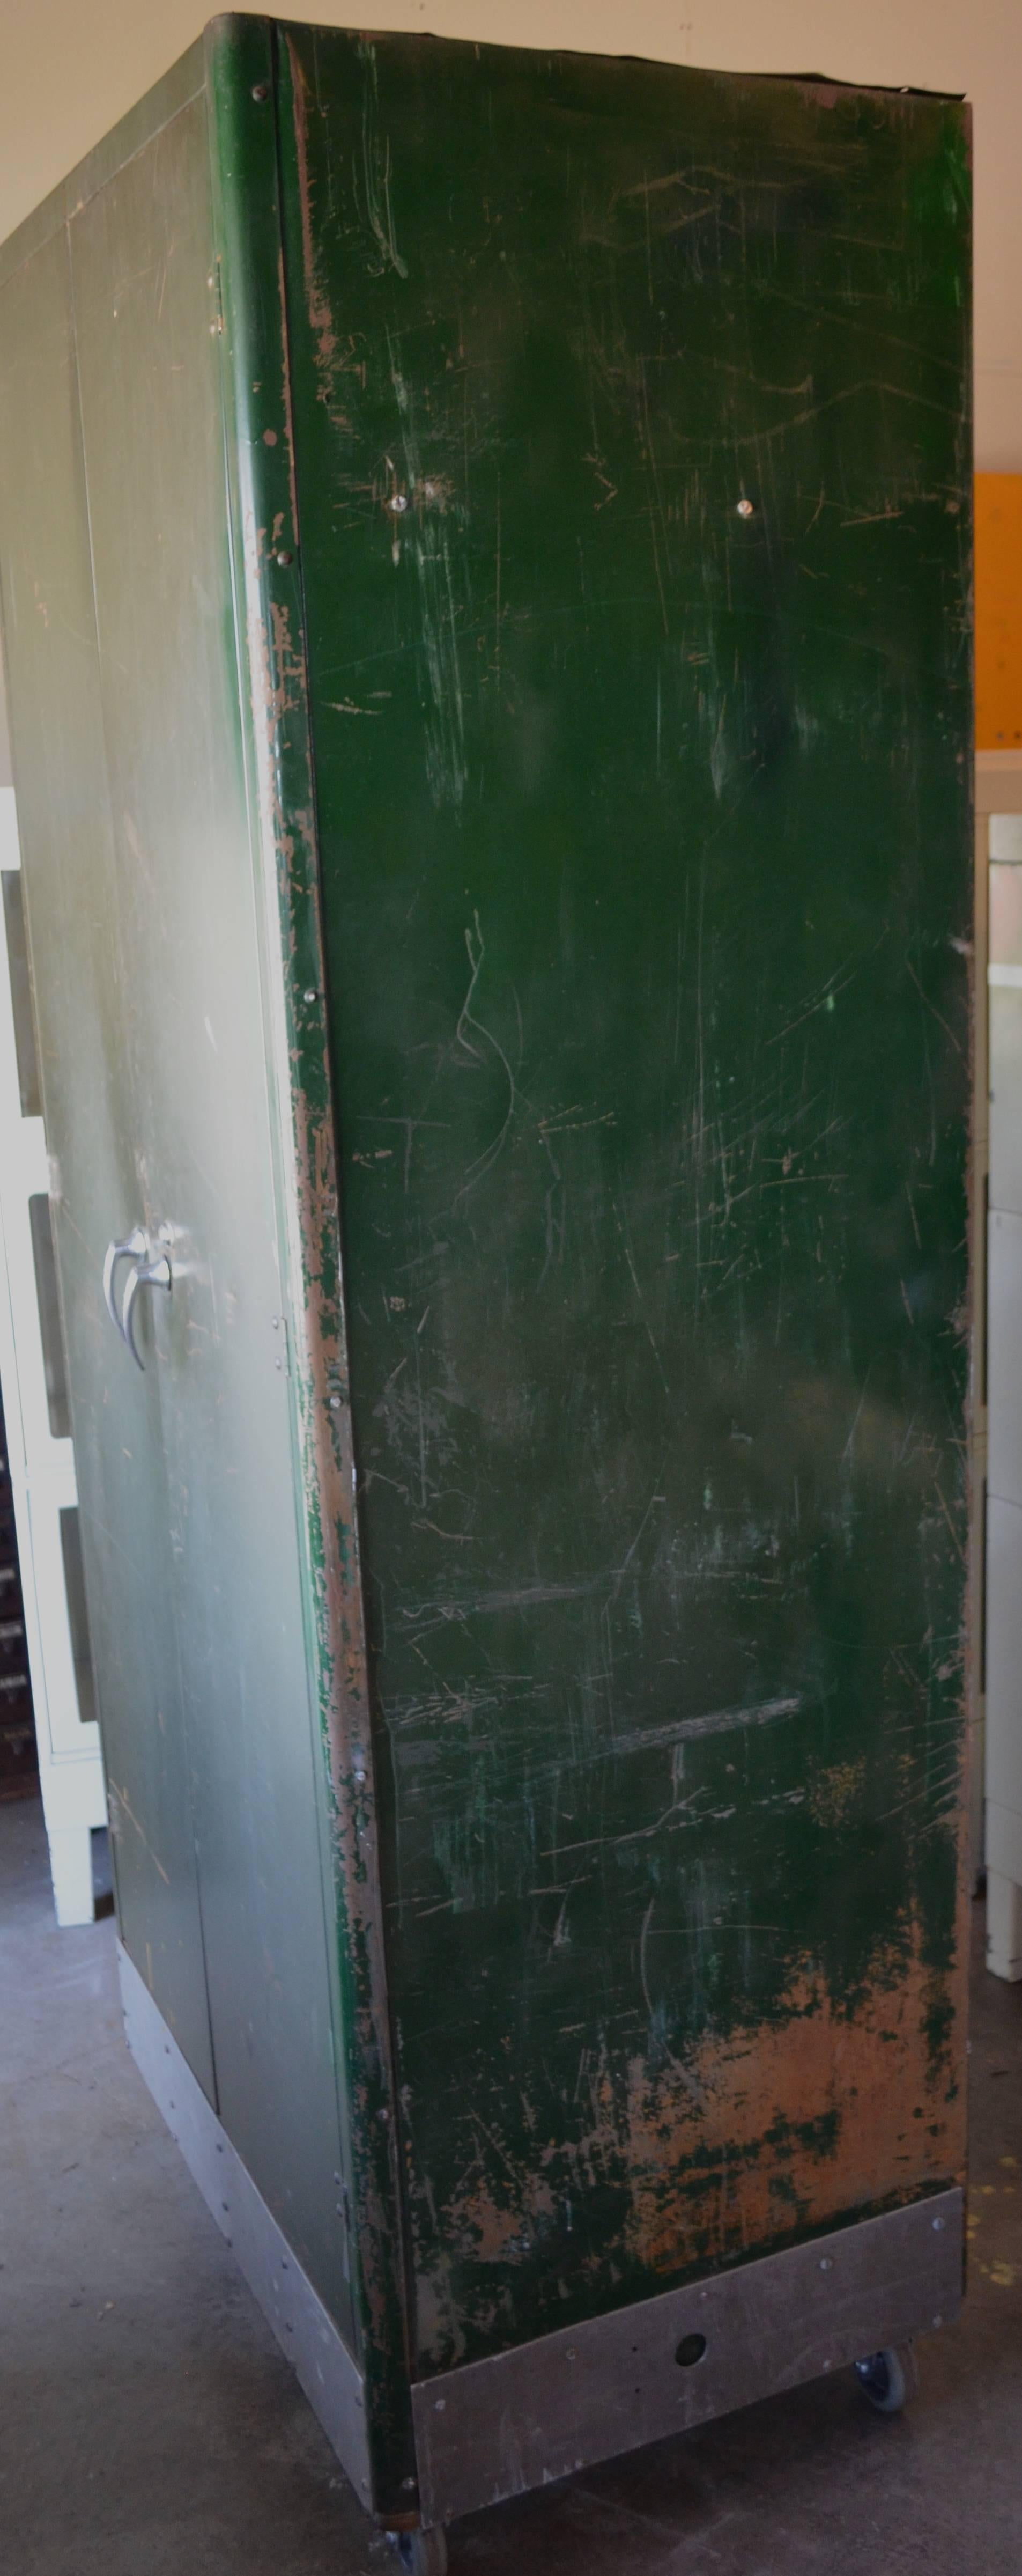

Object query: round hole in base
[675,2332,707,2368]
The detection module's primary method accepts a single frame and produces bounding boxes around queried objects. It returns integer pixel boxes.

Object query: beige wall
[1,0,1018,779]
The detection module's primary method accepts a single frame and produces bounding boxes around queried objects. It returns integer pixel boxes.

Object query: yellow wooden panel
[976,473,1022,748]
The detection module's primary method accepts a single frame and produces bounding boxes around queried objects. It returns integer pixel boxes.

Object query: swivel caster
[387,2528,449,2575]
[854,2343,916,2416]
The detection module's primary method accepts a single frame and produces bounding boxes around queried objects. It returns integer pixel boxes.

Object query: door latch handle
[103,1228,147,1341]
[122,1253,172,1371]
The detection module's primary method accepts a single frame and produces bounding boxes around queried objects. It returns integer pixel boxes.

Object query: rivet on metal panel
[566,2349,576,2362]
[434,2398,446,2413]
[302,988,317,1002]
[736,497,755,518]
[275,549,294,565]
[330,1394,342,1409]
[819,2256,833,2272]
[932,2217,945,2232]
[251,82,270,101]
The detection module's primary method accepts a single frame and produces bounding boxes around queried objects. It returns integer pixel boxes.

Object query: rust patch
[805,1754,868,1829]
[411,1911,967,2370]
[286,37,351,429]
[619,1927,966,2277]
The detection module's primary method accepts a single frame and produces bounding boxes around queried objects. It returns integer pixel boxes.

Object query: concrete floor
[3,1794,1021,2576]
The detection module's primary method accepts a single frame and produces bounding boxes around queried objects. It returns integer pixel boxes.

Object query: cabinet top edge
[0,10,970,296]
[0,35,206,293]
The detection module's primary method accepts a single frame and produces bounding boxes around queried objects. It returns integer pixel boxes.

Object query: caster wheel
[389,2529,449,2576]
[854,2344,916,2415]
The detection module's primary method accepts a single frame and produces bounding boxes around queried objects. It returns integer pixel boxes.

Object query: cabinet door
[280,34,972,2376]
[0,99,352,2331]
[0,225,215,2094]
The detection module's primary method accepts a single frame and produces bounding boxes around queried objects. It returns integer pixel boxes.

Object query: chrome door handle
[122,1253,172,1371]
[103,1228,147,1341]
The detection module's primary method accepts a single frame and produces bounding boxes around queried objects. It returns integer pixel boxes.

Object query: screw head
[302,988,317,1002]
[388,492,409,514]
[251,82,270,101]
[819,2255,833,2272]
[736,497,755,519]
[329,1394,342,1409]
[932,2216,944,2232]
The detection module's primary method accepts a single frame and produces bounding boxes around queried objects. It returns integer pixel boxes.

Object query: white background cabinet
[0,784,106,1921]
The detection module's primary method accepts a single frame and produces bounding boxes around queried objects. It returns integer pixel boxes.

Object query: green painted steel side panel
[0,82,353,2336]
[276,31,972,2378]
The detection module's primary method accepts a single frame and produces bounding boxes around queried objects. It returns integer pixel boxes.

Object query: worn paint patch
[406,1910,966,2369]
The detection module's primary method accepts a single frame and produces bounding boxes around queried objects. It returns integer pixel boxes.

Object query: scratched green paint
[277,32,972,2372]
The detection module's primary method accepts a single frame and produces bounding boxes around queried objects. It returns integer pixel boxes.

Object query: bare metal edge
[117,1939,373,2511]
[412,2189,964,2529]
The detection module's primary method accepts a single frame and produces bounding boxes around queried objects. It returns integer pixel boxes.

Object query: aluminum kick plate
[412,2187,963,2528]
[117,1939,372,2509]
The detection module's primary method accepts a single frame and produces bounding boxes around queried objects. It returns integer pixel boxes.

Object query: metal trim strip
[117,1939,373,2511]
[411,2190,963,2528]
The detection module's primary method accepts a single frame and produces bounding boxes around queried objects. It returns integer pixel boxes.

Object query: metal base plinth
[117,1941,372,2509]
[118,1938,962,2540]
[412,2187,964,2528]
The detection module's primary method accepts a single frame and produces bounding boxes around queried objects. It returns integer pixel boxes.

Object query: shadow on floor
[2,1796,1020,2575]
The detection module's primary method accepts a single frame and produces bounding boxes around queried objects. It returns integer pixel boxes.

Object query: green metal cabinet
[0,17,972,2555]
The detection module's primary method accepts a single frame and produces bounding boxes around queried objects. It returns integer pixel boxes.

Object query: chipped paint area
[406,1911,967,2371]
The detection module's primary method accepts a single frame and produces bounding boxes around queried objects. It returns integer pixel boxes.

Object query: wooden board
[976,473,1022,748]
